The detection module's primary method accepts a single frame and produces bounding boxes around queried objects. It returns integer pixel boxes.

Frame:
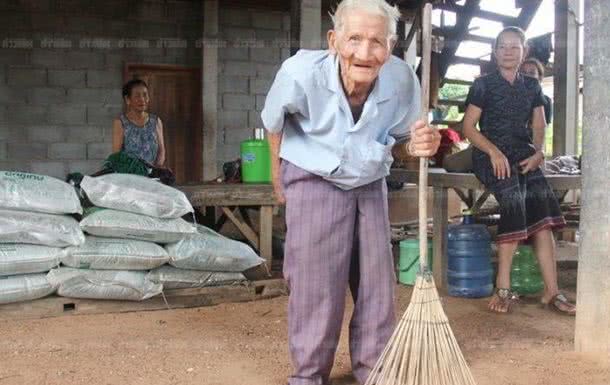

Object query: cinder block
[67,88,121,104]
[219,47,249,61]
[31,13,64,31]
[282,14,291,31]
[224,127,252,145]
[281,48,291,61]
[0,160,29,172]
[220,110,248,130]
[48,70,86,87]
[48,142,86,160]
[30,50,65,68]
[256,95,266,111]
[66,125,105,143]
[87,105,122,125]
[86,142,112,160]
[0,124,29,142]
[6,105,47,124]
[252,12,283,30]
[7,142,47,161]
[28,87,67,104]
[48,105,86,125]
[222,61,256,76]
[220,76,249,94]
[249,77,273,94]
[30,161,67,179]
[138,22,177,39]
[223,94,254,110]
[166,0,202,22]
[0,65,5,84]
[250,47,280,64]
[104,52,125,69]
[7,68,47,87]
[27,125,66,143]
[0,50,30,66]
[248,110,263,128]
[256,29,288,42]
[67,160,101,175]
[220,8,251,27]
[223,27,256,41]
[87,69,122,88]
[64,52,105,70]
[0,106,4,122]
[0,85,28,104]
[256,63,280,78]
[0,141,6,160]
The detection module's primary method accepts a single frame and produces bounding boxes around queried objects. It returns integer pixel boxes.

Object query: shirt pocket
[360,135,396,180]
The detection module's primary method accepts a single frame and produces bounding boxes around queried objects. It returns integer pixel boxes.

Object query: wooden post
[290,0,322,56]
[432,187,448,289]
[574,0,610,354]
[259,206,274,271]
[202,0,219,181]
[553,0,580,156]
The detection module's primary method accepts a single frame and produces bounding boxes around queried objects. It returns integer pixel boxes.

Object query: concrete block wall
[215,8,292,168]
[0,0,202,179]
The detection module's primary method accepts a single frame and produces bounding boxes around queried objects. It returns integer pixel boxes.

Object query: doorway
[124,64,203,184]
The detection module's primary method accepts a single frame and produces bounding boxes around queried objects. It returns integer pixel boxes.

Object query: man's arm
[268,132,285,204]
[392,120,441,161]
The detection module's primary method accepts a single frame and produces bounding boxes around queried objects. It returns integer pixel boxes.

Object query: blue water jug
[447,211,494,298]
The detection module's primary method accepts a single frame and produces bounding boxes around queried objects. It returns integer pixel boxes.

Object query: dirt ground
[0,268,608,385]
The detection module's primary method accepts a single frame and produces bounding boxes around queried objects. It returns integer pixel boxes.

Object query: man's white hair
[330,0,401,40]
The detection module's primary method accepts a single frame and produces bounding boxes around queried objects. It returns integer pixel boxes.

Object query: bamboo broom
[364,3,477,385]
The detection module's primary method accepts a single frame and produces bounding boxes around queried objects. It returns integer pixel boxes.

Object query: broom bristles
[364,273,477,385]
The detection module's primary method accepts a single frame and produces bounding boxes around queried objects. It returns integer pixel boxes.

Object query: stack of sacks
[48,174,198,301]
[0,171,84,305]
[147,225,264,289]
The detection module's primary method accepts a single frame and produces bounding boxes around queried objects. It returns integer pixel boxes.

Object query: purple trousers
[281,161,396,385]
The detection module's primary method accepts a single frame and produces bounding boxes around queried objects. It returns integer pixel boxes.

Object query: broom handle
[419,2,432,271]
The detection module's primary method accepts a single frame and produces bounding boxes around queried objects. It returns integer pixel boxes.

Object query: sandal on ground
[541,293,576,316]
[488,288,518,314]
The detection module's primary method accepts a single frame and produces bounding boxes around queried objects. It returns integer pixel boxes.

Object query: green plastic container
[240,139,271,183]
[511,245,544,295]
[398,239,433,285]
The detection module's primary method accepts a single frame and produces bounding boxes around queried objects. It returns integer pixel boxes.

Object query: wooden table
[178,183,276,270]
[388,169,581,289]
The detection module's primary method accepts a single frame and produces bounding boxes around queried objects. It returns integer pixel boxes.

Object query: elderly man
[261,1,441,384]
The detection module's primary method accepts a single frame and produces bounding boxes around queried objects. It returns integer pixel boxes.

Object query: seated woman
[112,79,166,167]
[463,27,576,315]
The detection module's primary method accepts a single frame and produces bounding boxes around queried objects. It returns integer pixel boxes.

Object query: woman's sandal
[541,293,576,316]
[488,288,519,313]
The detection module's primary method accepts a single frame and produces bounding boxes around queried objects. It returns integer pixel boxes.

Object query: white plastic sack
[0,171,82,214]
[80,174,193,219]
[0,274,55,305]
[62,236,169,270]
[80,209,196,243]
[47,268,162,301]
[0,209,85,247]
[147,265,246,290]
[166,225,264,272]
[0,244,63,276]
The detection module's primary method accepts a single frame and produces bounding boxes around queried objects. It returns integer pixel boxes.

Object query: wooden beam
[436,3,518,25]
[451,55,490,67]
[437,0,481,78]
[432,187,448,290]
[221,207,260,249]
[553,0,580,156]
[575,0,610,354]
[202,0,219,181]
[442,78,473,86]
[436,99,465,107]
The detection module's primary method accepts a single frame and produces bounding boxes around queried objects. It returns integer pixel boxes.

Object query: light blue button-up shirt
[261,50,421,190]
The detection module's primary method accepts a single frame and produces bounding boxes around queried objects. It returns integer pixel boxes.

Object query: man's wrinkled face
[328,10,392,89]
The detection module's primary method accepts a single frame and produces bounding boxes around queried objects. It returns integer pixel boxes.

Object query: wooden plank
[432,187,449,290]
[442,78,473,86]
[259,205,274,270]
[436,99,465,107]
[0,279,288,321]
[221,207,260,249]
[389,170,581,191]
[179,184,276,206]
[202,0,219,181]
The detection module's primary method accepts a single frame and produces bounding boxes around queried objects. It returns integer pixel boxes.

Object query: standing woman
[112,79,166,167]
[463,27,575,315]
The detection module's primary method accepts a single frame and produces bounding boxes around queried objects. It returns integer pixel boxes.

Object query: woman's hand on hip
[519,151,544,174]
[408,120,441,157]
[489,148,511,180]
